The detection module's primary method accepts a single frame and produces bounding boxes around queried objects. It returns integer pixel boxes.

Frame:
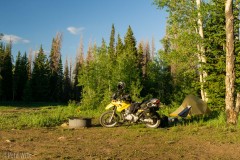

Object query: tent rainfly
[170,95,211,117]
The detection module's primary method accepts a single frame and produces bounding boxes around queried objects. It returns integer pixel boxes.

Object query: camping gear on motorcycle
[140,98,161,110]
[128,98,161,114]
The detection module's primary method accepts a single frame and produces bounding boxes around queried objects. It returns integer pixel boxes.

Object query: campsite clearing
[1,120,240,160]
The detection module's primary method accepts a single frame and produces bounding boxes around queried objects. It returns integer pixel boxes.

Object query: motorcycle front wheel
[145,113,161,128]
[99,111,120,128]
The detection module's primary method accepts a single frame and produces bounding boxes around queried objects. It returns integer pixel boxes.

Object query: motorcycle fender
[105,103,115,110]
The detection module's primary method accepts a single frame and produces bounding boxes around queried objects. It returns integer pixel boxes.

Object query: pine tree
[27,49,33,79]
[138,41,145,78]
[144,40,151,76]
[57,56,64,101]
[115,34,124,57]
[13,51,22,101]
[204,0,226,109]
[108,24,115,59]
[31,46,49,101]
[69,58,72,85]
[19,52,28,101]
[0,43,4,100]
[63,58,71,102]
[1,43,13,100]
[124,26,137,56]
[23,51,33,102]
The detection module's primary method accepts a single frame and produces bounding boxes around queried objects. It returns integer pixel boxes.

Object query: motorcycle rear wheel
[145,113,161,128]
[99,111,120,128]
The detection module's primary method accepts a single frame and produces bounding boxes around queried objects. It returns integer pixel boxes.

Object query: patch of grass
[0,105,102,129]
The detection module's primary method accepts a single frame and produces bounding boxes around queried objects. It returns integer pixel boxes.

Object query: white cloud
[67,26,85,35]
[2,34,30,44]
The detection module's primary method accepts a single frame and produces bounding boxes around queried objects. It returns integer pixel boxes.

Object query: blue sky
[1,0,167,63]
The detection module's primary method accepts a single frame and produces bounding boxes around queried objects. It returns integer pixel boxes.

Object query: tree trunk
[225,0,239,125]
[196,0,208,102]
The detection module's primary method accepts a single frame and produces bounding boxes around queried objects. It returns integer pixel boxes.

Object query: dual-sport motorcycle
[99,98,162,128]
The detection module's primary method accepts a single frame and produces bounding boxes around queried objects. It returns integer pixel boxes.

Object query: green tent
[170,95,211,117]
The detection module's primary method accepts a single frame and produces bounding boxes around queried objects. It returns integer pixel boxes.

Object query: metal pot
[69,117,92,128]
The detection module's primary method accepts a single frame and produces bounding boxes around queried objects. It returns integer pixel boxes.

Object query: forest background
[0,0,239,115]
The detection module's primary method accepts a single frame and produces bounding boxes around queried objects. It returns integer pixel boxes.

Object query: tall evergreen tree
[124,26,137,56]
[1,43,13,100]
[115,34,124,57]
[13,52,23,101]
[108,24,115,59]
[204,1,226,109]
[144,40,151,76]
[27,49,33,79]
[138,40,150,97]
[57,56,64,101]
[23,51,33,102]
[138,41,145,78]
[63,58,71,102]
[0,43,4,100]
[31,46,49,101]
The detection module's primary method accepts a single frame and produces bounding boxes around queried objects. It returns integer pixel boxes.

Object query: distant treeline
[0,26,172,106]
[0,33,79,103]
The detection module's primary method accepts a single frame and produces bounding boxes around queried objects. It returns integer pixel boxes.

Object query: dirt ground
[1,119,240,160]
